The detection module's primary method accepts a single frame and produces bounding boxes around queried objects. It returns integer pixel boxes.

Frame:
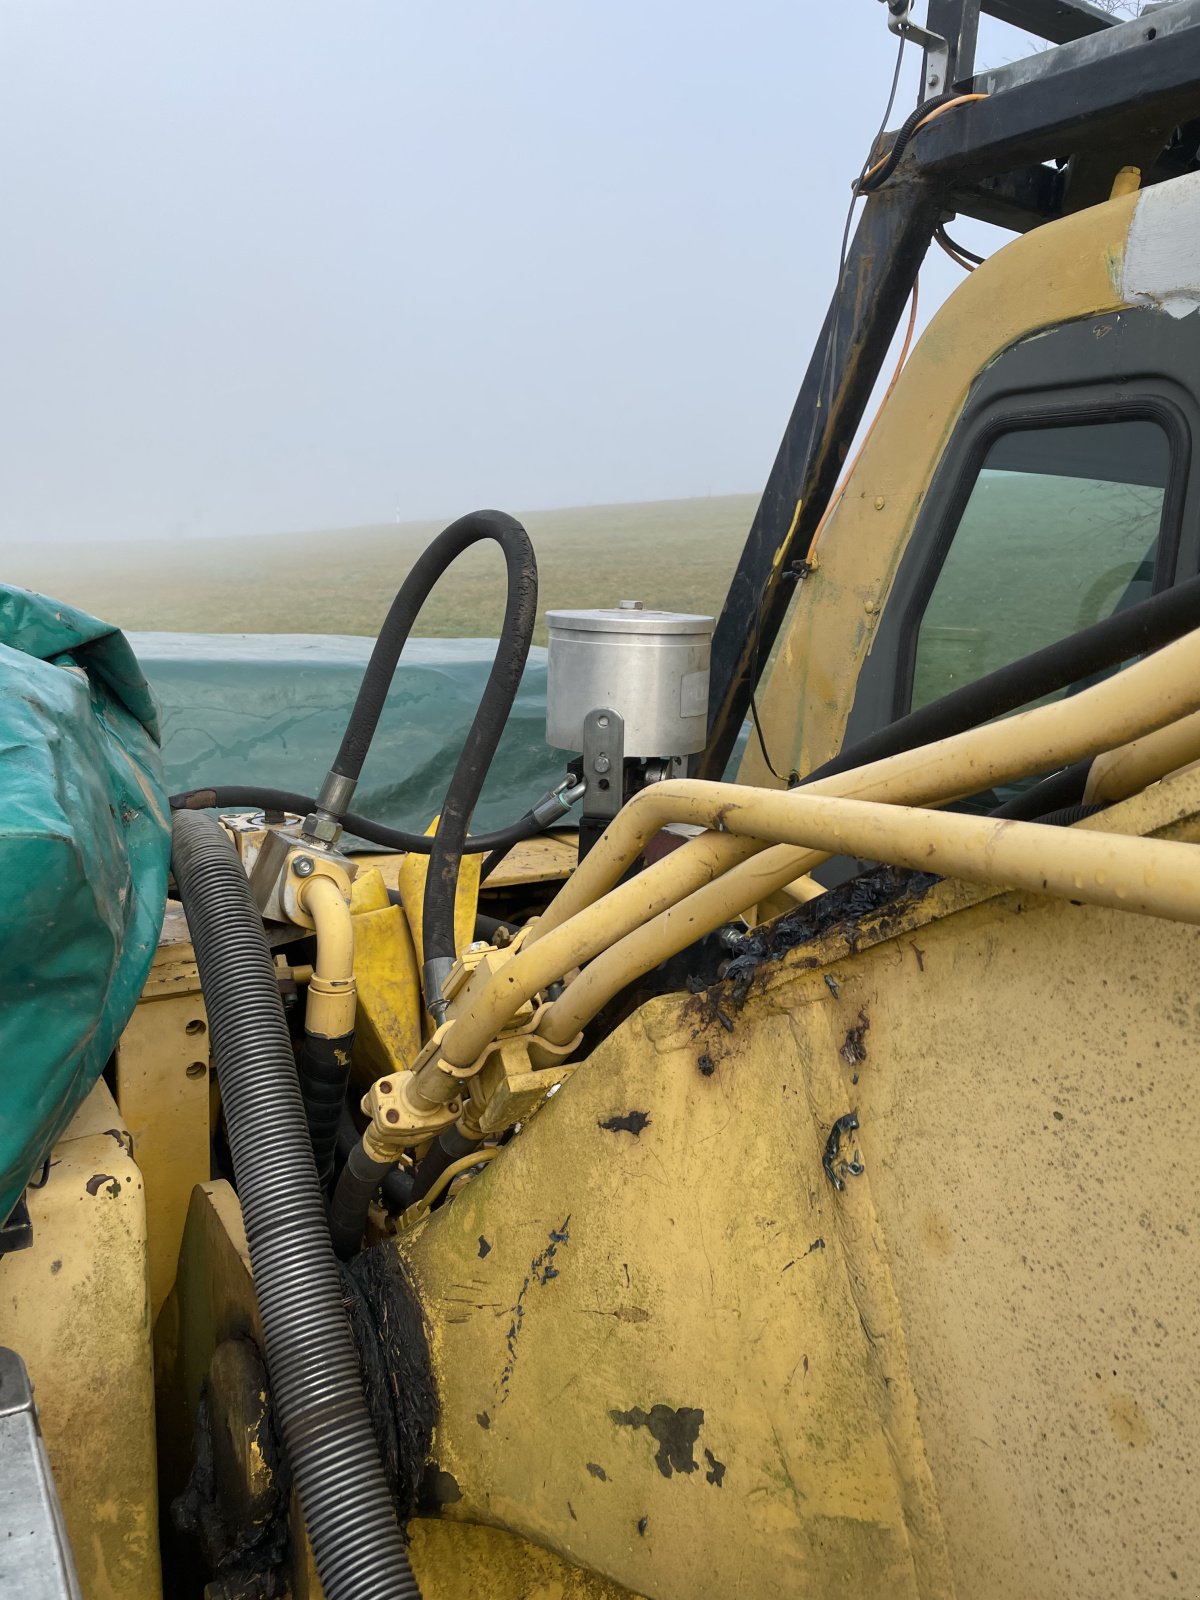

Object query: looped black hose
[168,788,548,858]
[857,90,956,194]
[170,811,421,1600]
[390,513,538,977]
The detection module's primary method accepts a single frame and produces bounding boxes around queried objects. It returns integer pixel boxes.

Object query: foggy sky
[0,2,1032,545]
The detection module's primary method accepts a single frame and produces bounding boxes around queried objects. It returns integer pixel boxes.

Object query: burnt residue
[171,1338,290,1593]
[85,1173,120,1198]
[611,1404,705,1478]
[476,1411,490,1430]
[598,1111,651,1138]
[500,1217,571,1402]
[704,1448,726,1487]
[702,865,940,1014]
[823,1112,865,1192]
[340,1245,437,1519]
[637,1515,649,1536]
[420,1467,462,1508]
[104,1128,134,1157]
[478,1235,492,1258]
[839,1010,870,1067]
[697,1054,716,1077]
[586,1462,608,1481]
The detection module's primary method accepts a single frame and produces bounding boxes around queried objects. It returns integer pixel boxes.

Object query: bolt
[864,600,878,615]
[467,940,490,954]
[874,496,885,510]
[617,599,644,610]
[293,855,315,878]
[379,1080,393,1093]
[594,754,611,774]
[928,71,940,88]
[385,1109,400,1124]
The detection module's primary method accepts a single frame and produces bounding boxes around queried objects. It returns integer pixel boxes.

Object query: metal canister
[545,602,715,757]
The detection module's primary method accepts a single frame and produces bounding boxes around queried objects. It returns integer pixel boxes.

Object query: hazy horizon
[1,3,1044,547]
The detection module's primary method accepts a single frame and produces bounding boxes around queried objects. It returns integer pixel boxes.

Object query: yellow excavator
[3,2,1200,1596]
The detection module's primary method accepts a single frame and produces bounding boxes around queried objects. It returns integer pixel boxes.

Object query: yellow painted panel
[115,984,212,1319]
[744,186,1139,787]
[352,902,425,1078]
[0,1082,160,1600]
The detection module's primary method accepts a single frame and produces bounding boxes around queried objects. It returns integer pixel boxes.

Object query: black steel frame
[699,0,1200,779]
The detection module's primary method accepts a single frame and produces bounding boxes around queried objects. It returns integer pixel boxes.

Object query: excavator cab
[4,5,1200,1599]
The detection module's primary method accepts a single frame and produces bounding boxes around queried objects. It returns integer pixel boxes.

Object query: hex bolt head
[293,855,316,877]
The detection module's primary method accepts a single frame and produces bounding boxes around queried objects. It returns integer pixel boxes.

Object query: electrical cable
[742,24,908,785]
[934,222,984,271]
[745,81,990,780]
[857,92,989,193]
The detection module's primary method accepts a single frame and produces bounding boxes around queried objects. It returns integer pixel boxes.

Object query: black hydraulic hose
[989,758,1094,821]
[404,515,538,989]
[336,1108,414,1214]
[803,571,1200,787]
[331,1119,479,1262]
[299,1030,356,1192]
[408,1125,480,1210]
[331,1138,405,1261]
[170,811,421,1600]
[169,785,548,859]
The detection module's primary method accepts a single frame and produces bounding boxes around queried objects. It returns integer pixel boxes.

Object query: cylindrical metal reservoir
[545,603,714,756]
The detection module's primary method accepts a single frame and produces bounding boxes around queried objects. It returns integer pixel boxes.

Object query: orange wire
[934,229,976,273]
[860,92,988,186]
[804,274,920,562]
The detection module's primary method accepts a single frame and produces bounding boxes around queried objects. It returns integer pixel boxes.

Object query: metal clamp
[581,708,625,823]
[880,0,950,97]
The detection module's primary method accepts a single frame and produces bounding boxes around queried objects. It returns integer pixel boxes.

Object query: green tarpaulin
[0,589,171,1221]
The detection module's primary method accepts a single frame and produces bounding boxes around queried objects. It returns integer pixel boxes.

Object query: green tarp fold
[0,588,171,1221]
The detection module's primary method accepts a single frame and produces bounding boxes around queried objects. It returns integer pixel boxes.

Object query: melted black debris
[712,865,940,1012]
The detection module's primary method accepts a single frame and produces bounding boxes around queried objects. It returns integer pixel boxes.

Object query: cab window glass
[911,418,1171,712]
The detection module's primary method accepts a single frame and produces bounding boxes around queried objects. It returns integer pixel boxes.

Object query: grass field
[5,495,757,644]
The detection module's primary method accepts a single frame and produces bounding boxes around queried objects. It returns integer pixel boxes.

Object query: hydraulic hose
[297,874,357,1192]
[302,510,537,1011]
[170,811,421,1600]
[336,1109,415,1213]
[803,569,1200,787]
[169,785,565,859]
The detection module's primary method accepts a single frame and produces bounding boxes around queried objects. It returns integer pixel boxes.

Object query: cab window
[911,418,1172,712]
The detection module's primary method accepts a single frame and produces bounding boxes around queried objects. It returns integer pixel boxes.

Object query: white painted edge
[1123,169,1200,320]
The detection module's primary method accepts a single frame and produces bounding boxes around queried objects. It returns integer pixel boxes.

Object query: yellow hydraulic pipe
[534,785,1200,1045]
[436,624,1200,1069]
[298,873,357,1038]
[527,622,1200,949]
[1084,706,1200,806]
